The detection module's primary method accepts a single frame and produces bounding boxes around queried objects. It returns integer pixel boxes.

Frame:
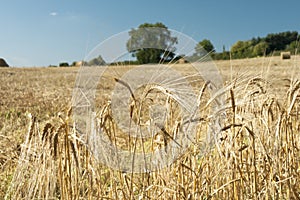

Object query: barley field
[0,56,299,199]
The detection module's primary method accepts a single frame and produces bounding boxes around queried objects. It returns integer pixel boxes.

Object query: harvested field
[0,56,299,199]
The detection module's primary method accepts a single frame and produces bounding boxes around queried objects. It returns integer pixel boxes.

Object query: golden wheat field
[0,56,300,199]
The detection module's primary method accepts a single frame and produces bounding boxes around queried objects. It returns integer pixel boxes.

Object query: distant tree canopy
[185,39,215,62]
[196,39,215,54]
[52,28,300,68]
[265,31,298,53]
[126,22,178,64]
[56,29,300,68]
[59,62,69,67]
[230,31,299,59]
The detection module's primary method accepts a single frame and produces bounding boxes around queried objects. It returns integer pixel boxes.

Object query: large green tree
[126,22,178,64]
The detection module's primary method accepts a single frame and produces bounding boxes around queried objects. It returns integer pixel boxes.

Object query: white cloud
[49,12,58,16]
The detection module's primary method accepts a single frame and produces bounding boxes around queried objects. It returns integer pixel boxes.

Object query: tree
[230,41,247,59]
[126,22,178,64]
[265,31,298,54]
[286,41,300,54]
[59,62,69,67]
[253,41,268,57]
[196,39,215,54]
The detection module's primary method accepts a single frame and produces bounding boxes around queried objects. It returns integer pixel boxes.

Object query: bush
[59,62,69,67]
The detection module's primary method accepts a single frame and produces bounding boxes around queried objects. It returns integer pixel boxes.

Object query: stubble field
[0,56,299,199]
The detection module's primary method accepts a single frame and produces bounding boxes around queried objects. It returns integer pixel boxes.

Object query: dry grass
[1,56,300,199]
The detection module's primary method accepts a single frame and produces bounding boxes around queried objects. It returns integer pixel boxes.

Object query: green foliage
[265,31,298,54]
[185,39,215,62]
[126,22,178,64]
[109,60,139,66]
[285,40,300,54]
[196,39,214,54]
[229,31,299,59]
[231,41,253,58]
[212,51,230,60]
[59,62,69,67]
[71,61,77,66]
[253,41,268,56]
[196,31,298,60]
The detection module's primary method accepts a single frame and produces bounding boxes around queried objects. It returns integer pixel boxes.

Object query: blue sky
[0,0,299,66]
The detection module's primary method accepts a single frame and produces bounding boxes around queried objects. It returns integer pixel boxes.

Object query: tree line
[123,23,299,63]
[196,31,299,60]
[226,31,299,59]
[55,23,299,66]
